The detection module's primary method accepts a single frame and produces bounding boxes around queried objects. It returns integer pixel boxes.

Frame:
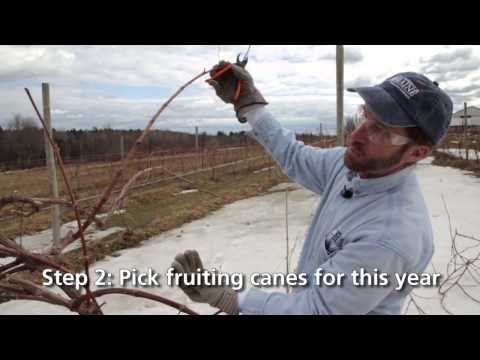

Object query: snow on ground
[175,189,199,195]
[407,160,480,314]
[1,158,480,315]
[0,183,317,315]
[8,212,125,254]
[438,148,480,161]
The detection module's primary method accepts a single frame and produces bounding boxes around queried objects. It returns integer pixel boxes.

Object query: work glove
[171,249,239,315]
[206,60,268,122]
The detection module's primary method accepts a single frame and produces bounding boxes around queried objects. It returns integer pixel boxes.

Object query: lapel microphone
[341,185,353,199]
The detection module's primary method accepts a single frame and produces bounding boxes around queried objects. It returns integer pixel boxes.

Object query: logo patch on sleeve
[325,229,345,255]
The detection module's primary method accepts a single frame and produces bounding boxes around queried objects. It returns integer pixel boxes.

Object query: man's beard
[344,144,409,174]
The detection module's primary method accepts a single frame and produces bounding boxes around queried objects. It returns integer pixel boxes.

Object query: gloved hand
[206,61,268,121]
[171,249,239,315]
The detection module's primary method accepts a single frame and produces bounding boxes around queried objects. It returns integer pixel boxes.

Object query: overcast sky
[1,45,479,134]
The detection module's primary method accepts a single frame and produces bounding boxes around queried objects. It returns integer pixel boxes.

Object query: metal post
[336,45,344,146]
[464,102,469,160]
[120,135,125,160]
[195,126,199,153]
[285,189,290,294]
[42,83,60,244]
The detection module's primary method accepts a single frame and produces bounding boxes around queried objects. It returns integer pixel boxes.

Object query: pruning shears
[209,46,252,123]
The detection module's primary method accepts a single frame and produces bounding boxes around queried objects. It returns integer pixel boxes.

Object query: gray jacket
[237,107,434,315]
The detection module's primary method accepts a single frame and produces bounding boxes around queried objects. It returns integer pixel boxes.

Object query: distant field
[0,145,264,198]
[0,144,289,238]
[0,144,293,277]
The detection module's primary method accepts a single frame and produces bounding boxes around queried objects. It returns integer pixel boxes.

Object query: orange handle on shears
[235,81,242,101]
[210,63,243,101]
[210,64,233,80]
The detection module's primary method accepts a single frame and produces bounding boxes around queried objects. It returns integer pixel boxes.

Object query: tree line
[0,115,327,171]
[0,115,259,170]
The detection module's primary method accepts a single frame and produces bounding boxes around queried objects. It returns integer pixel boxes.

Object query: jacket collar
[345,165,415,197]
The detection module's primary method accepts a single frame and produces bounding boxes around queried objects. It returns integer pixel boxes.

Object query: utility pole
[42,83,60,244]
[318,122,323,147]
[461,102,471,160]
[120,135,125,160]
[285,189,290,294]
[336,45,344,146]
[195,126,199,153]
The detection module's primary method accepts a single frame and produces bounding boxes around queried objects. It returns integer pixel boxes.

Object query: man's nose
[350,124,368,144]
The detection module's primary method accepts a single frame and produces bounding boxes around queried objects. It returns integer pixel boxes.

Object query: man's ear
[404,145,431,163]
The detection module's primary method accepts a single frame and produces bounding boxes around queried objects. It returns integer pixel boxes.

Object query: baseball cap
[348,72,453,145]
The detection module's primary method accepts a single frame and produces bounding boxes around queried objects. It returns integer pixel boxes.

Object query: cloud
[424,58,480,74]
[449,93,480,109]
[1,45,479,133]
[319,47,363,64]
[52,109,69,115]
[430,71,467,83]
[345,75,373,89]
[426,48,472,63]
[444,84,479,95]
[0,45,215,88]
[420,47,480,79]
[0,46,77,82]
[344,48,364,64]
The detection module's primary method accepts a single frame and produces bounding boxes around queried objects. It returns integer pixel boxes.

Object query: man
[171,61,453,315]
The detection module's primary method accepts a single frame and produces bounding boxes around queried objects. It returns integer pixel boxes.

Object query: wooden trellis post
[42,83,60,244]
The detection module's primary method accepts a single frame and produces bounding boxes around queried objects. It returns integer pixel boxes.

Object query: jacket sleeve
[238,240,409,315]
[245,107,345,195]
